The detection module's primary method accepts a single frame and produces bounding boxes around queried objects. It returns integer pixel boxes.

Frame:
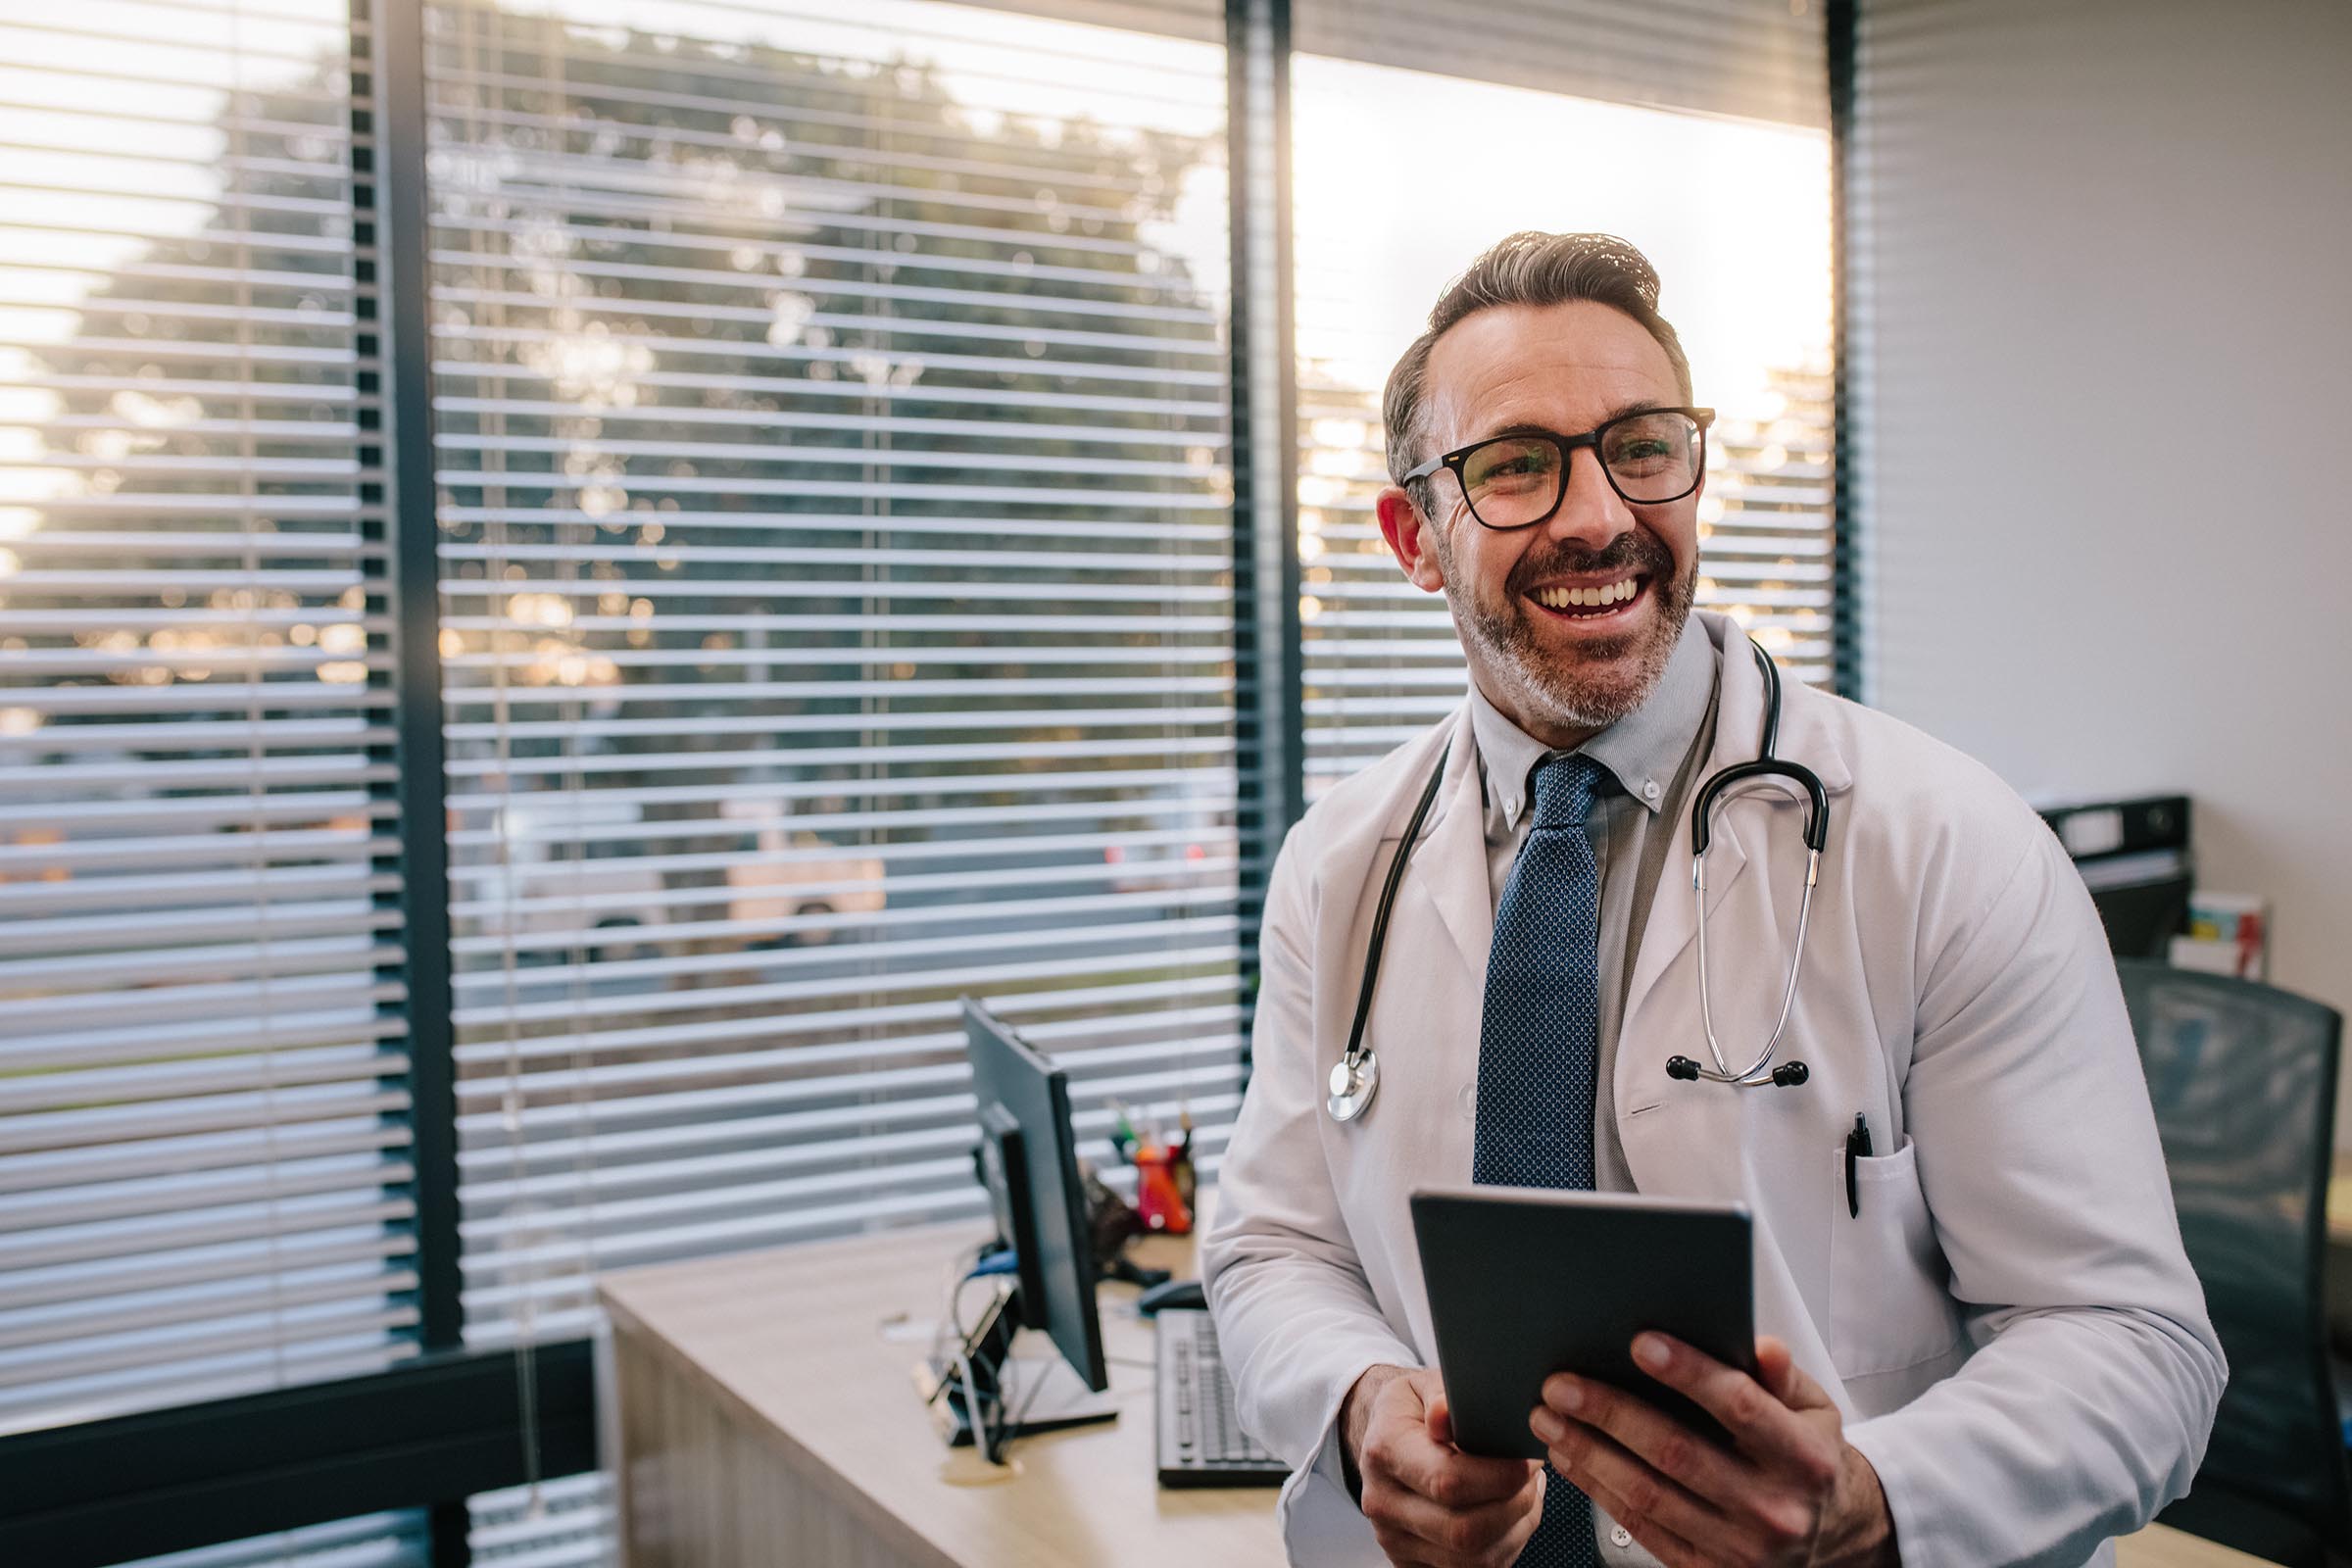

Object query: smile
[1530,576,1644,616]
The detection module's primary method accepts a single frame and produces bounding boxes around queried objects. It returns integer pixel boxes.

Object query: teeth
[1536,579,1638,611]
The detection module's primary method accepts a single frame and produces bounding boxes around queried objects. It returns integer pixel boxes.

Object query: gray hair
[1382,232,1694,507]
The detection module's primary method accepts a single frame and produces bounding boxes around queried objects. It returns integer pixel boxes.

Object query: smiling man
[1200,233,2222,1568]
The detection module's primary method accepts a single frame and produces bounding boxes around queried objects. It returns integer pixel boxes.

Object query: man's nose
[1541,446,1635,549]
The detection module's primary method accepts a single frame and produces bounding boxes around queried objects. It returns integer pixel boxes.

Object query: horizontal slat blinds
[425,0,1238,1350]
[106,1513,426,1568]
[466,1473,612,1568]
[949,0,1225,47]
[1288,13,1835,798]
[1293,0,1828,129]
[0,0,419,1437]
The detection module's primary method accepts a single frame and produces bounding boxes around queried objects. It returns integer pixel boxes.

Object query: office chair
[2118,958,2352,1568]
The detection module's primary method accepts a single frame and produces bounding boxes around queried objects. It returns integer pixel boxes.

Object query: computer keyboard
[1154,1307,1290,1488]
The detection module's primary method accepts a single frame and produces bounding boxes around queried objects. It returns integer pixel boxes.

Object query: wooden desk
[599,1225,2274,1568]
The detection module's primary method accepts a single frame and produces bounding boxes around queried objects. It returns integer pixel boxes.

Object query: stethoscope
[1324,637,1832,1124]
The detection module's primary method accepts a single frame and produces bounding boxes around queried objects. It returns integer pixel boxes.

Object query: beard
[1436,526,1697,733]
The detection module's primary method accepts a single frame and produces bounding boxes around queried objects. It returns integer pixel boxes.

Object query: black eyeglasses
[1401,406,1715,529]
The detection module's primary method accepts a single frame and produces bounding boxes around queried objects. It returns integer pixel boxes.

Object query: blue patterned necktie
[1474,753,1604,1568]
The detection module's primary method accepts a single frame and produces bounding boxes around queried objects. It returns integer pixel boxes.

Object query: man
[1200,232,2222,1568]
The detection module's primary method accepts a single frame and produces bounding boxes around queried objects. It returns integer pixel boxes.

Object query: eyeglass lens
[1457,412,1703,525]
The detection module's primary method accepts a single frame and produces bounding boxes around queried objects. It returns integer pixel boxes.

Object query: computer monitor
[961,997,1107,1395]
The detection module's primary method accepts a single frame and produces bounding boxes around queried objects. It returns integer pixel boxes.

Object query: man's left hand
[1529,1334,1896,1568]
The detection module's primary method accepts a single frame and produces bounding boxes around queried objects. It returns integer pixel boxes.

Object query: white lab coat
[1201,612,2224,1568]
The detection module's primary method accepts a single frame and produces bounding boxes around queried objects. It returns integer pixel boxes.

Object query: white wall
[1853,0,2352,1063]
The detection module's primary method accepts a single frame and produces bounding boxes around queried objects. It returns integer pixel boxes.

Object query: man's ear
[1375,485,1446,594]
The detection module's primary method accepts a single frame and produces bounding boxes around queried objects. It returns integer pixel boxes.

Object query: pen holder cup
[1133,1145,1193,1235]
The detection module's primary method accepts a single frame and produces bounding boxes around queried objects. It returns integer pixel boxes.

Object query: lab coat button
[1611,1526,1633,1548]
[1456,1082,1476,1119]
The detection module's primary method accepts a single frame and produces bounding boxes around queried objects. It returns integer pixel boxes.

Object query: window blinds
[422,0,1239,1349]
[1293,0,1828,130]
[0,0,418,1435]
[1287,2,1836,798]
[111,1512,425,1568]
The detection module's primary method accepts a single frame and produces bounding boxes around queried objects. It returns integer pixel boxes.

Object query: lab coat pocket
[1828,1140,1963,1378]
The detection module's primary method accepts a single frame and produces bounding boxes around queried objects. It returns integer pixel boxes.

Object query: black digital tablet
[1409,1186,1756,1460]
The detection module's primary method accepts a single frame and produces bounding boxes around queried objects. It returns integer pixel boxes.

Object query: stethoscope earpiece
[1660,1054,1810,1088]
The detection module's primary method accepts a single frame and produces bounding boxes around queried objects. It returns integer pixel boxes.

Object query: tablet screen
[1410,1186,1755,1459]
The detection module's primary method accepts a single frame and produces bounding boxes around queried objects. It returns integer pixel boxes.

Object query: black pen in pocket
[1844,1112,1873,1218]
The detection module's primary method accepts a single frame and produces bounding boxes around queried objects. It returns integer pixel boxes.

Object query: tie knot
[1528,753,1603,832]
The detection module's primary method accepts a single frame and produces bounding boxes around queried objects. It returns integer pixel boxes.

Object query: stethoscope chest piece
[1326,1051,1378,1122]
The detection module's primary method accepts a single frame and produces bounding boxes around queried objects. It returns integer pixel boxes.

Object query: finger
[1752,1336,1830,1412]
[1536,1373,1760,1515]
[1628,1334,1834,1481]
[1467,1479,1546,1568]
[1426,1395,1455,1449]
[1361,1524,1442,1568]
[1535,1407,1782,1565]
[1367,1466,1544,1562]
[1376,1423,1542,1512]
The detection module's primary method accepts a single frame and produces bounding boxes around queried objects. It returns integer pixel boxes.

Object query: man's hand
[1529,1335,1897,1568]
[1343,1364,1545,1568]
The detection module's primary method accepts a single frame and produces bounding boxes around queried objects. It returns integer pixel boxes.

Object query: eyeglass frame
[1400,405,1717,529]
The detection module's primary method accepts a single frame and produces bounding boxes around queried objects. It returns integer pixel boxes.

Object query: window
[422,0,1240,1356]
[1287,0,1837,797]
[0,0,418,1436]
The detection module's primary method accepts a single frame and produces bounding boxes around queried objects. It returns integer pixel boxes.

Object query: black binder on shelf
[2035,795,2192,960]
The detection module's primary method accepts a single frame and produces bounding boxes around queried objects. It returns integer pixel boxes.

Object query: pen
[1844,1112,1873,1218]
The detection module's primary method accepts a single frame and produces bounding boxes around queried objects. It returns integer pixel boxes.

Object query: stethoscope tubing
[1675,642,1829,1087]
[1326,739,1450,1122]
[1325,635,1830,1123]
[1690,817,1819,1086]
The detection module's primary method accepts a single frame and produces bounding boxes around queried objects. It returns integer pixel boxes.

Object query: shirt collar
[1468,612,1718,834]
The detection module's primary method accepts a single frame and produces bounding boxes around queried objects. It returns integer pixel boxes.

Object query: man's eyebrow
[1466,398,1673,446]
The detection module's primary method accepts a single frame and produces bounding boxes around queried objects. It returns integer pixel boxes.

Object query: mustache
[1505,531,1676,598]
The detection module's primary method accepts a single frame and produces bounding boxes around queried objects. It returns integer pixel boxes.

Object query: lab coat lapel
[1616,786,1748,1107]
[1621,645,1754,1046]
[1386,706,1492,993]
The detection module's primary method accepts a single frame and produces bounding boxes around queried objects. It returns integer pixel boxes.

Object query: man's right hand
[1342,1364,1545,1568]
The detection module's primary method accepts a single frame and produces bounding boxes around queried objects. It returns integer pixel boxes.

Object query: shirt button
[1611,1526,1634,1548]
[1642,779,1661,803]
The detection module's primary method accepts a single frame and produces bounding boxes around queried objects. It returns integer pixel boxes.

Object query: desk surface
[599,1223,2274,1568]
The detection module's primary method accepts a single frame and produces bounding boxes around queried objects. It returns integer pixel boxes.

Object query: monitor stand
[924,1353,1119,1449]
[916,1280,1118,1461]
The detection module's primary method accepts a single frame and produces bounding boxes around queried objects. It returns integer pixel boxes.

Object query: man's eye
[1466,442,1555,487]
